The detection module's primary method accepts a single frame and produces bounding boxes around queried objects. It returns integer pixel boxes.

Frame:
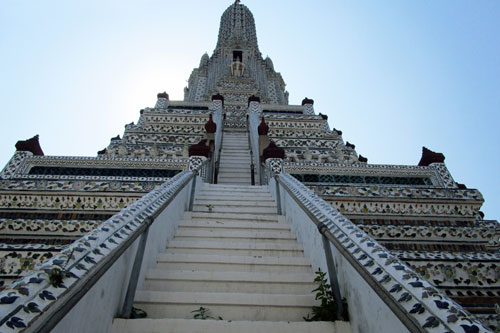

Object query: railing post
[246,114,256,186]
[188,171,198,212]
[214,160,219,184]
[250,152,255,186]
[318,222,343,319]
[119,216,153,318]
[274,175,282,215]
[215,128,224,184]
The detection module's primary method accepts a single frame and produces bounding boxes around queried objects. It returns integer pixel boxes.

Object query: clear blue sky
[1,1,499,219]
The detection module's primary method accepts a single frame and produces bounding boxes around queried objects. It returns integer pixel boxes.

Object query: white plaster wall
[136,179,193,290]
[52,239,139,333]
[333,249,409,333]
[269,178,410,333]
[52,176,196,333]
[212,104,223,163]
[248,109,261,184]
[279,180,329,274]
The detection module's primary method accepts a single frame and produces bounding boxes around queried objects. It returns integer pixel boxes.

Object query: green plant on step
[191,306,223,320]
[206,204,214,213]
[130,306,147,319]
[304,268,348,322]
[48,248,75,287]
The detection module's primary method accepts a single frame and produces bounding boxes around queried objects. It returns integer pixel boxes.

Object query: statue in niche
[150,144,158,157]
[230,61,245,77]
[118,144,127,157]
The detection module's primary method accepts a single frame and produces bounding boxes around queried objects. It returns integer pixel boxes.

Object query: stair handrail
[248,108,261,185]
[269,168,491,332]
[0,170,199,332]
[211,105,223,184]
[214,113,225,184]
[246,114,255,185]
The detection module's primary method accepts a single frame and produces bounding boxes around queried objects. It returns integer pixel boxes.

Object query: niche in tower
[233,50,243,62]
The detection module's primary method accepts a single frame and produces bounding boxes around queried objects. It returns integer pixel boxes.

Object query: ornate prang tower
[0,2,498,331]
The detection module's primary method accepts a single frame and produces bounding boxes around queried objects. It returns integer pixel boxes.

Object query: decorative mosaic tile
[390,250,500,262]
[325,198,481,218]
[359,224,498,245]
[0,219,101,236]
[0,193,141,211]
[0,179,161,193]
[0,251,58,278]
[407,260,500,288]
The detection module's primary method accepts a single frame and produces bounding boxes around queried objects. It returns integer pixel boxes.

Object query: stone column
[258,117,270,158]
[205,114,216,146]
[155,92,169,109]
[302,97,314,115]
[248,95,261,115]
[212,99,223,113]
[188,156,208,180]
[265,158,283,175]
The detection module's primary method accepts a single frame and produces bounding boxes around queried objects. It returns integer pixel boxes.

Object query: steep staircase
[112,184,350,332]
[217,129,253,185]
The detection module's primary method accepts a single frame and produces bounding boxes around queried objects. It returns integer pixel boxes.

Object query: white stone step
[220,155,250,159]
[218,168,251,172]
[222,146,249,149]
[221,152,250,156]
[220,154,249,157]
[217,158,251,162]
[219,158,250,163]
[217,164,253,169]
[192,205,275,214]
[174,229,296,243]
[195,194,274,201]
[111,318,350,333]
[199,189,266,196]
[218,164,251,169]
[155,253,313,273]
[217,178,252,184]
[218,167,251,171]
[143,269,316,294]
[220,151,249,154]
[218,181,252,185]
[222,149,248,152]
[178,220,287,231]
[199,188,267,193]
[222,149,249,152]
[165,240,304,256]
[219,165,251,169]
[217,171,251,176]
[217,166,251,170]
[194,199,276,207]
[133,291,316,321]
[203,184,266,190]
[189,211,279,222]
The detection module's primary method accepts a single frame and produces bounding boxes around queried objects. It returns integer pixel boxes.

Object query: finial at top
[235,0,241,4]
